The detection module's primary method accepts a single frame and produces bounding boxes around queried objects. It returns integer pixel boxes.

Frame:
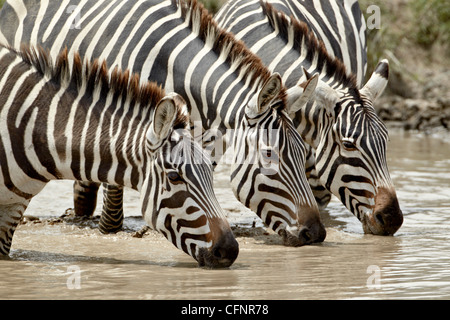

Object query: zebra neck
[34,78,147,190]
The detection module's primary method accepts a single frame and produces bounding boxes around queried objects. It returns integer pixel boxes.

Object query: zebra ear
[360,59,389,101]
[147,95,178,146]
[286,72,319,114]
[302,67,338,115]
[314,79,340,115]
[246,73,282,118]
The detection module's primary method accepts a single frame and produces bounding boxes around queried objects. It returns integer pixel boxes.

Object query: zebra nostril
[376,213,385,225]
[206,231,239,267]
[299,228,312,243]
[213,247,224,259]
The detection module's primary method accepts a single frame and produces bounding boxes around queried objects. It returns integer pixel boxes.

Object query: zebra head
[142,93,239,267]
[304,60,403,235]
[231,73,326,246]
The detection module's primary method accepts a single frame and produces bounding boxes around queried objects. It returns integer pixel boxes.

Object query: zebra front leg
[73,181,101,216]
[98,183,124,234]
[0,201,29,255]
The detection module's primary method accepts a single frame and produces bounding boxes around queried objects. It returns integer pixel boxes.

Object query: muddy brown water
[1,128,449,299]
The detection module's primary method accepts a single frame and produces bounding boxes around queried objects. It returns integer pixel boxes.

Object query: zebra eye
[261,148,279,162]
[167,171,183,184]
[342,140,357,151]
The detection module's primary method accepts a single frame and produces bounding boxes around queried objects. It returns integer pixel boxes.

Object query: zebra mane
[14,43,189,129]
[178,0,287,105]
[261,1,358,89]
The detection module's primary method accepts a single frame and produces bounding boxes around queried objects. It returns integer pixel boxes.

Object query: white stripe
[46,0,94,60]
[30,0,49,46]
[182,42,210,120]
[0,59,38,189]
[15,74,46,127]
[113,1,171,74]
[200,56,223,118]
[134,9,182,81]
[249,27,278,54]
[329,1,352,75]
[267,20,294,72]
[226,7,261,32]
[8,0,27,49]
[84,0,129,62]
[216,0,257,30]
[78,87,102,182]
[46,87,74,178]
[96,0,148,63]
[43,0,71,42]
[90,91,114,183]
[23,107,55,181]
[166,30,198,92]
[234,19,267,41]
[51,0,114,62]
[64,83,87,177]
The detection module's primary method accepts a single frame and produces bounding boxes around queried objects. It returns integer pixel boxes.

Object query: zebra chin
[195,230,239,268]
[361,187,403,236]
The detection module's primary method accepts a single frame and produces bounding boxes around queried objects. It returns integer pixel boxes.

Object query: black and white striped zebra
[0,43,239,267]
[214,0,403,235]
[0,0,327,245]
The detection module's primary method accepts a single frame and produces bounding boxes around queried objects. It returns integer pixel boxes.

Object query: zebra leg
[305,146,332,210]
[98,183,124,234]
[73,181,100,217]
[0,201,29,255]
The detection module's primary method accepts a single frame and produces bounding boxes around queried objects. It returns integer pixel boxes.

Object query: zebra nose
[198,230,239,268]
[279,222,326,247]
[211,230,239,267]
[364,187,403,235]
[369,207,403,236]
[298,223,326,245]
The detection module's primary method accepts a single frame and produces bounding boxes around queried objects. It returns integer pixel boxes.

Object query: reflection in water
[0,129,449,299]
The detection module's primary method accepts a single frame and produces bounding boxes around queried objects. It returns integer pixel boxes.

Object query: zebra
[0,0,327,246]
[216,0,366,210]
[214,0,403,235]
[0,43,239,268]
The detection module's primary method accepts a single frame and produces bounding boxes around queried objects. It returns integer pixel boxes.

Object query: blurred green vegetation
[411,0,450,48]
[198,0,226,13]
[359,0,449,79]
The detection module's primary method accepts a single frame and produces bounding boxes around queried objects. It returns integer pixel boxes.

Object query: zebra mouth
[361,211,375,234]
[278,220,326,246]
[279,229,306,246]
[196,247,236,269]
[196,231,239,268]
[361,209,403,236]
[361,210,392,235]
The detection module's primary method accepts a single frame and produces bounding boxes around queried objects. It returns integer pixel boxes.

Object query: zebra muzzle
[362,187,403,235]
[196,230,239,268]
[279,223,326,247]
